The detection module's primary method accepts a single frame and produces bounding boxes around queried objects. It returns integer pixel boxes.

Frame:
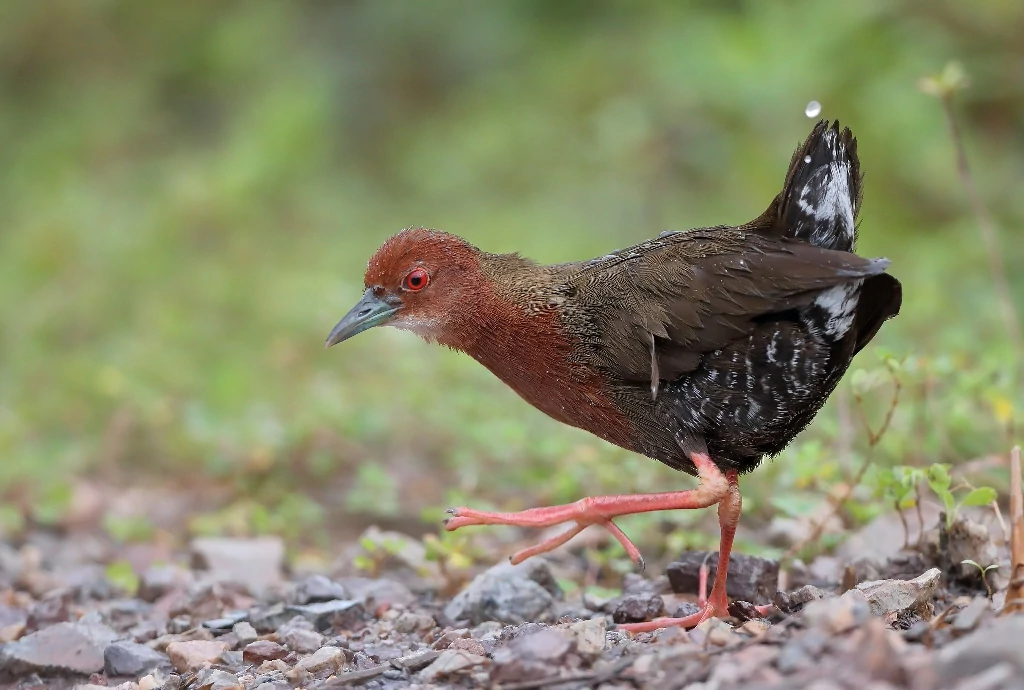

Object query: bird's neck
[436,256,633,447]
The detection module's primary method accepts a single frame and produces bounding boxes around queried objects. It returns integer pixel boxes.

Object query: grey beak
[325,289,399,347]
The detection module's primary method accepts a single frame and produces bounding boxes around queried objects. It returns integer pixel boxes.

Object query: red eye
[403,268,430,291]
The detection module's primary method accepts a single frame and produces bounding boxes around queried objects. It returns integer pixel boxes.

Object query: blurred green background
[1,1,1021,563]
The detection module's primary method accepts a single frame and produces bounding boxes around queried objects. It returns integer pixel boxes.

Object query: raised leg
[445,452,730,570]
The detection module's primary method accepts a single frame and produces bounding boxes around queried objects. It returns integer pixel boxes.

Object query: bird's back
[556,121,901,475]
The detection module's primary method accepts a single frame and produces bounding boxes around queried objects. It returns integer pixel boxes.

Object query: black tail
[769,120,863,253]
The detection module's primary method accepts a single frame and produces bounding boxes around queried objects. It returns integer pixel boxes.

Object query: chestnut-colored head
[325,227,485,347]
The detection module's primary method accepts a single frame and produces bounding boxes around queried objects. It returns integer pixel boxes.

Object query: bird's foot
[444,504,646,569]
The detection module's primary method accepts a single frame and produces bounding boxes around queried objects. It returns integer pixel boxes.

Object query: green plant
[924,464,998,529]
[961,559,999,599]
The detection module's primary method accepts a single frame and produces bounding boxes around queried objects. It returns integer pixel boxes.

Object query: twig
[935,84,1023,356]
[782,373,902,561]
[1002,445,1023,615]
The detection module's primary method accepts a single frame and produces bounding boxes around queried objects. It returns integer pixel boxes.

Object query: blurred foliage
[0,1,1022,561]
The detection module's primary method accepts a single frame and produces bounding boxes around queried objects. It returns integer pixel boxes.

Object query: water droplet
[805,100,822,118]
[803,155,812,164]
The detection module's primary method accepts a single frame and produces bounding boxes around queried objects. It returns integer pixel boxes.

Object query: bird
[325,121,902,631]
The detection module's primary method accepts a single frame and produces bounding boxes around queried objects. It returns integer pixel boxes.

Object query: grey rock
[802,589,871,633]
[283,627,323,653]
[394,611,436,633]
[951,596,993,633]
[287,599,369,632]
[194,668,242,690]
[248,603,295,633]
[291,575,349,604]
[190,537,284,595]
[855,567,940,617]
[104,640,170,677]
[444,559,561,625]
[335,577,415,607]
[418,649,487,682]
[202,610,248,631]
[612,592,665,624]
[667,551,779,605]
[0,612,118,675]
[936,614,1024,683]
[774,584,829,613]
[232,621,258,645]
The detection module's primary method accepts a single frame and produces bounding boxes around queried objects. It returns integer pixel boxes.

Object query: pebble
[951,596,992,632]
[612,592,665,624]
[283,627,323,653]
[291,575,349,604]
[194,668,243,690]
[242,640,289,663]
[418,648,488,681]
[444,559,561,625]
[292,645,345,673]
[802,589,870,634]
[104,640,171,677]
[935,613,1024,683]
[165,640,229,672]
[394,611,436,633]
[566,617,607,655]
[232,620,259,645]
[287,599,368,631]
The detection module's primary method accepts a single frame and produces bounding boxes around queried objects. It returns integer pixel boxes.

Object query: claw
[636,555,646,573]
[445,508,458,515]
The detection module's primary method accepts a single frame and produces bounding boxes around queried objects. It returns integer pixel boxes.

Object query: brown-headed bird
[326,121,901,630]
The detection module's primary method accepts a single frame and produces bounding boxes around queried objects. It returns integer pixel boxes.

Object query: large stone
[104,640,170,677]
[854,567,940,617]
[444,559,560,625]
[190,537,284,595]
[667,552,779,605]
[286,599,369,632]
[291,575,349,605]
[0,613,118,675]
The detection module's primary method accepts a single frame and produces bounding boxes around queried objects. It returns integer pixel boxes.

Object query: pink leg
[619,470,742,632]
[445,452,730,570]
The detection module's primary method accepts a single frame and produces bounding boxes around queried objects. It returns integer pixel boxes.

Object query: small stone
[232,621,258,645]
[774,584,828,613]
[190,537,284,595]
[242,640,288,663]
[291,575,349,604]
[394,611,436,633]
[566,617,606,655]
[0,614,118,675]
[419,649,487,681]
[287,599,368,631]
[444,559,561,625]
[166,640,229,672]
[248,603,294,633]
[202,611,247,631]
[855,567,941,617]
[612,592,665,624]
[491,627,573,683]
[195,669,242,690]
[283,627,323,653]
[667,552,779,605]
[335,577,415,607]
[802,589,871,633]
[104,640,170,677]
[292,645,344,673]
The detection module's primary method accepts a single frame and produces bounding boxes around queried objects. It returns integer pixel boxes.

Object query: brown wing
[565,229,891,385]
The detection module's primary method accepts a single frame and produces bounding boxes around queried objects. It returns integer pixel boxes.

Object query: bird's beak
[325,289,400,348]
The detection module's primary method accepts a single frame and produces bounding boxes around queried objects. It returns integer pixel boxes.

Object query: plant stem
[938,94,1023,356]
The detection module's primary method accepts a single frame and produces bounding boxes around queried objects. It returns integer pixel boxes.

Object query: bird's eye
[403,268,430,291]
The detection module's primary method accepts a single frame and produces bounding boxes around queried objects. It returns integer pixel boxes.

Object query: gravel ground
[0,512,1021,690]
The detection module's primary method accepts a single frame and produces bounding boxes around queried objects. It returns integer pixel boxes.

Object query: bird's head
[325,227,484,348]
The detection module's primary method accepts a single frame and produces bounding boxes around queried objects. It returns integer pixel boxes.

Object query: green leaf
[927,464,951,495]
[960,487,997,507]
